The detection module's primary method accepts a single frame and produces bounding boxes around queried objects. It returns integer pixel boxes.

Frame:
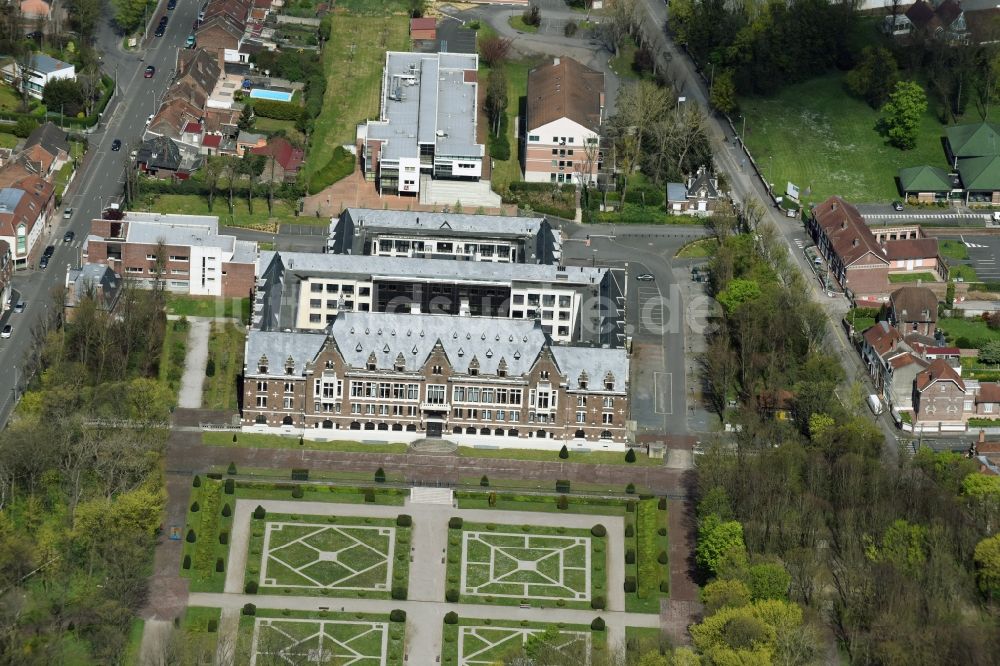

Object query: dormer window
[258,354,269,374]
[578,370,589,389]
[604,372,615,391]
[469,356,480,376]
[394,352,406,372]
[367,352,377,371]
[540,370,550,380]
[285,355,295,375]
[326,360,334,369]
[497,357,508,378]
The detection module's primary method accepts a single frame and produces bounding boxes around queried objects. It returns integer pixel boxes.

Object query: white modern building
[1,53,75,100]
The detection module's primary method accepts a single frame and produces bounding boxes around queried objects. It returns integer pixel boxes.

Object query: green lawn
[203,322,245,411]
[0,84,22,112]
[166,293,250,320]
[180,478,236,593]
[742,73,955,203]
[676,237,719,259]
[234,481,407,505]
[937,317,1000,347]
[949,265,978,282]
[240,609,404,665]
[159,317,189,403]
[939,240,969,261]
[123,618,144,666]
[624,499,669,613]
[509,16,540,33]
[457,445,662,467]
[888,272,938,283]
[489,59,539,193]
[143,192,318,230]
[442,619,601,666]
[610,36,649,82]
[0,131,18,148]
[204,431,409,453]
[305,14,409,182]
[252,116,304,142]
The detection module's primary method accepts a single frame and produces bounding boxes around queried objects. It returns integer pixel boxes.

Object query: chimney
[841,221,848,230]
[553,57,560,66]
[832,202,838,212]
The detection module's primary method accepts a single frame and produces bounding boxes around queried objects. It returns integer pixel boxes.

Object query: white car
[636,273,655,281]
[62,207,73,219]
[1,324,11,339]
[146,114,154,125]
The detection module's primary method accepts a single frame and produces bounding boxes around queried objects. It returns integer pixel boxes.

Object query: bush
[480,475,489,488]
[182,554,191,569]
[227,462,237,476]
[12,117,38,138]
[391,585,407,600]
[224,478,235,494]
[658,527,667,537]
[625,524,635,538]
[624,576,637,593]
[559,444,569,459]
[660,580,669,593]
[555,479,571,493]
[222,503,232,518]
[186,529,197,543]
[291,468,309,481]
[374,467,386,483]
[658,497,667,510]
[307,146,356,194]
[193,475,201,488]
[556,495,569,510]
[215,558,225,573]
[488,114,510,161]
[449,517,464,530]
[253,505,267,519]
[590,595,605,610]
[444,611,459,624]
[625,448,637,463]
[564,21,578,37]
[190,501,200,513]
[625,549,636,564]
[626,483,636,495]
[245,580,258,594]
[364,488,376,503]
[207,472,223,480]
[591,524,607,537]
[626,501,636,513]
[206,357,216,377]
[658,550,668,565]
[446,588,460,602]
[232,433,238,443]
[396,514,412,527]
[590,617,605,631]
[219,532,229,545]
[389,609,406,622]
[242,603,256,616]
[251,98,302,120]
[206,618,218,633]
[291,485,304,499]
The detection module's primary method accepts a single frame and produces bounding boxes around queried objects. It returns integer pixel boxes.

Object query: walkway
[177,319,210,409]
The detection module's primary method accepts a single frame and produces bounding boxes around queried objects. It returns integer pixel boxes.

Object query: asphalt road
[0,2,198,426]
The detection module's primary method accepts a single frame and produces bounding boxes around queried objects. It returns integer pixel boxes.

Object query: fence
[275,15,322,27]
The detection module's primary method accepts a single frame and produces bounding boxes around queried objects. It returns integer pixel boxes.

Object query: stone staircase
[409,487,454,505]
[420,176,502,208]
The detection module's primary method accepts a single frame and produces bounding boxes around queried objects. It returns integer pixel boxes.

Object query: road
[0,2,199,427]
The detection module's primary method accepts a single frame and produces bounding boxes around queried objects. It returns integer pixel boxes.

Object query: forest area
[692,220,1000,664]
[0,284,172,663]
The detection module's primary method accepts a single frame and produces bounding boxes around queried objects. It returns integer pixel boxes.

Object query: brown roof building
[889,286,938,336]
[410,17,436,41]
[0,174,54,266]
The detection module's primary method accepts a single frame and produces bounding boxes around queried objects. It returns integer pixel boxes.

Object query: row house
[84,212,256,297]
[255,250,623,346]
[328,208,560,264]
[914,359,1000,424]
[0,174,54,267]
[241,312,629,446]
[0,240,11,313]
[20,122,70,179]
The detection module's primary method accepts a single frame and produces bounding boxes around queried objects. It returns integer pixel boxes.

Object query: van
[867,394,884,415]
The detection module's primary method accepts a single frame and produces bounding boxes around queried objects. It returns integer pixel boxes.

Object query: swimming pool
[249,88,293,102]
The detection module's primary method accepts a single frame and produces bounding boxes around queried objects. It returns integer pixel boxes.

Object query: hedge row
[251,98,303,121]
[0,75,114,130]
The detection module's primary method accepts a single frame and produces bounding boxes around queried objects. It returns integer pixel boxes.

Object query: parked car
[154,24,165,37]
[111,139,122,151]
[13,300,24,313]
[1,325,11,339]
[186,34,196,48]
[636,273,655,281]
[42,245,55,258]
[62,207,72,219]
[892,200,904,211]
[38,256,48,270]
[167,0,177,8]
[64,230,75,243]
[144,65,155,78]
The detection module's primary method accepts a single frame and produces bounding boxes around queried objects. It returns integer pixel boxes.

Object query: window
[497,410,505,421]
[540,370,550,380]
[426,384,446,404]
[284,381,294,394]
[577,396,586,407]
[146,254,157,260]
[327,300,338,309]
[169,255,189,262]
[576,411,586,423]
[283,396,293,409]
[351,403,361,414]
[311,283,324,292]
[552,136,559,142]
[559,295,571,308]
[602,413,614,424]
[551,160,558,167]
[510,410,520,422]
[529,135,540,142]
[483,409,492,420]
[407,384,419,400]
[453,386,465,402]
[256,381,268,393]
[552,149,559,155]
[326,283,339,293]
[309,313,322,323]
[513,294,524,304]
[256,396,267,407]
[432,365,443,375]
[310,299,321,308]
[603,397,614,409]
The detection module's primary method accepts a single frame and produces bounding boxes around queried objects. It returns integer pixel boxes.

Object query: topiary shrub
[626,500,636,513]
[182,554,192,569]
[389,609,406,622]
[625,524,635,538]
[227,462,237,475]
[193,475,201,488]
[219,532,229,545]
[658,527,667,537]
[232,433,238,443]
[658,497,667,510]
[625,483,636,495]
[555,479,570,493]
[449,517,463,530]
[625,448,636,463]
[658,550,668,565]
[444,611,459,625]
[446,588,460,602]
[190,501,200,513]
[480,475,489,487]
[291,485,304,499]
[242,603,256,616]
[374,467,386,483]
[591,617,605,631]
[391,585,407,600]
[245,580,258,594]
[224,478,235,495]
[253,505,267,519]
[186,529,197,543]
[625,549,636,565]
[364,488,376,503]
[624,576,637,593]
[206,358,216,377]
[659,580,669,594]
[396,514,412,527]
[222,503,232,518]
[590,595,605,610]
[591,524,606,537]
[556,495,569,510]
[215,558,225,573]
[559,444,569,459]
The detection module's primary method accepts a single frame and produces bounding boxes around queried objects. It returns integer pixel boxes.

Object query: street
[0,2,198,426]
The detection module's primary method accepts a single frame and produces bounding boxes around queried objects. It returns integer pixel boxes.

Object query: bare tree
[222,155,240,214]
[479,35,513,67]
[202,155,224,212]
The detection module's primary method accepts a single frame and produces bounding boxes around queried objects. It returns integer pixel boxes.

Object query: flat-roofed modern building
[359,52,484,196]
[84,212,257,297]
[241,311,629,447]
[254,251,623,346]
[328,208,561,264]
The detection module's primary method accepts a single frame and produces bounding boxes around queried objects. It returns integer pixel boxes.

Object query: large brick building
[914,359,1000,425]
[84,212,256,297]
[241,311,629,447]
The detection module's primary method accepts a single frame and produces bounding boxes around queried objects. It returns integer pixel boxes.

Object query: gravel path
[178,319,210,409]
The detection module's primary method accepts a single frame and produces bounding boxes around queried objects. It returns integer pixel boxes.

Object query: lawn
[937,317,1000,347]
[0,83,22,112]
[676,237,719,259]
[203,322,245,411]
[143,192,316,231]
[240,609,404,665]
[624,498,669,613]
[304,14,409,184]
[180,477,236,593]
[949,265,978,282]
[457,445,662,467]
[488,59,539,193]
[235,481,407,505]
[166,293,250,320]
[445,521,606,610]
[252,116,304,142]
[246,512,409,597]
[741,73,955,203]
[888,272,938,283]
[179,606,221,659]
[205,431,409,453]
[509,16,540,33]
[442,619,599,666]
[609,36,649,83]
[123,618,144,666]
[329,0,410,12]
[0,131,18,148]
[158,317,189,403]
[939,240,969,261]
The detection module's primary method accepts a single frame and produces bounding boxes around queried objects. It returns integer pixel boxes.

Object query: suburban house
[84,212,257,297]
[359,52,485,196]
[254,250,624,346]
[0,240,11,313]
[63,263,122,321]
[0,175,54,267]
[236,131,267,156]
[861,321,930,411]
[897,165,961,203]
[913,359,1000,424]
[888,286,939,336]
[196,0,252,56]
[148,98,204,141]
[523,57,604,186]
[135,135,198,179]
[667,169,724,215]
[241,311,630,446]
[19,121,70,178]
[0,53,75,99]
[906,0,968,43]
[328,208,561,265]
[251,137,304,183]
[807,196,946,300]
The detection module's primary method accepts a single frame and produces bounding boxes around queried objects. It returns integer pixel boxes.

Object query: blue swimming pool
[249,88,293,102]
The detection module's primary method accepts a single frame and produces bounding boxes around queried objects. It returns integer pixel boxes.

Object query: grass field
[937,317,1000,347]
[446,521,605,609]
[949,264,978,282]
[888,272,938,283]
[180,478,236,593]
[742,73,955,203]
[457,445,661,467]
[166,294,250,320]
[143,193,316,230]
[939,240,969,261]
[243,609,404,665]
[203,322,245,411]
[445,621,594,666]
[159,317,189,403]
[509,16,540,33]
[252,116,304,142]
[205,431,409,453]
[0,131,17,148]
[247,513,409,598]
[304,14,409,182]
[489,59,539,193]
[676,237,719,259]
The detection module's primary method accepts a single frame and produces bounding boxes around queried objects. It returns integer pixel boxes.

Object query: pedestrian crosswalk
[793,239,805,249]
[964,242,987,248]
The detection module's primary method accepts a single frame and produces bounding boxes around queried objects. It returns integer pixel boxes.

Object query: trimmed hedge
[444,611,459,624]
[624,576,637,593]
[591,524,606,538]
[555,479,571,493]
[253,505,267,519]
[591,617,605,631]
[389,609,406,622]
[245,580,258,594]
[636,499,660,599]
[391,585,407,600]
[396,514,412,527]
[251,98,303,121]
[449,517,463,530]
[242,603,256,616]
[446,588,460,602]
[590,595,605,610]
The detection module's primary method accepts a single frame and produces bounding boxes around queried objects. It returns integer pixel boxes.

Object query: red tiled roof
[202,134,222,148]
[925,346,960,356]
[184,122,202,133]
[527,57,605,134]
[251,137,303,172]
[410,17,436,30]
[916,358,965,392]
[812,196,888,268]
[888,351,928,370]
[863,321,902,357]
[978,383,1000,404]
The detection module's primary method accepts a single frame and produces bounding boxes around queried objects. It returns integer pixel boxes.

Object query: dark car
[144,65,155,78]
[43,245,55,259]
[38,256,48,270]
[64,230,75,243]
[111,139,122,151]
[892,200,904,211]
[167,0,177,8]
[154,24,165,37]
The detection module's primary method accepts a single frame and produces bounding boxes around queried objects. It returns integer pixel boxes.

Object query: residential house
[523,57,604,186]
[861,321,930,411]
[196,15,246,55]
[897,165,961,203]
[241,311,630,446]
[410,17,436,42]
[0,240,11,312]
[162,48,222,110]
[63,263,122,321]
[251,137,304,183]
[906,0,969,42]
[21,122,70,175]
[135,136,189,179]
[360,52,484,196]
[667,183,687,214]
[0,53,75,100]
[912,359,1000,424]
[236,131,267,156]
[148,98,204,141]
[888,286,938,336]
[685,167,722,216]
[0,175,54,266]
[84,212,257,297]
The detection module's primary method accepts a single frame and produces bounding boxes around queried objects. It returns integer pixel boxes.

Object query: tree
[879,81,928,150]
[111,0,150,32]
[978,340,1000,366]
[43,78,85,117]
[696,514,746,577]
[479,36,513,67]
[222,155,240,214]
[701,578,751,613]
[12,116,38,138]
[845,47,899,109]
[716,278,761,314]
[559,444,569,459]
[241,153,265,214]
[484,67,508,137]
[625,447,636,463]
[746,561,791,601]
[237,104,255,132]
[710,68,738,115]
[974,534,1000,599]
[203,155,224,212]
[522,5,541,27]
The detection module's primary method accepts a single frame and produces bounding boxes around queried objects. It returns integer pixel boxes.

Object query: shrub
[660,580,669,594]
[625,524,635,538]
[253,505,267,519]
[245,580,258,594]
[308,146,356,194]
[207,618,218,632]
[190,501,200,513]
[291,468,309,481]
[446,589,460,602]
[396,514,412,527]
[291,485,304,499]
[626,500,636,513]
[227,462,237,476]
[480,475,489,488]
[242,603,256,616]
[658,527,667,537]
[658,497,667,511]
[554,495,568,510]
[215,558,225,573]
[591,617,605,631]
[559,444,569,459]
[186,529,197,543]
[626,483,636,495]
[625,549,636,564]
[449,517,464,530]
[374,467,386,483]
[391,585,407,600]
[555,479,571,493]
[591,524,606,537]
[222,503,232,518]
[193,475,201,488]
[364,488,376,503]
[564,21,578,37]
[624,576,637,593]
[251,98,302,120]
[182,554,192,569]
[219,532,229,545]
[444,611,459,625]
[625,448,637,463]
[205,357,216,377]
[590,595,605,610]
[232,433,238,443]
[12,117,38,138]
[224,478,235,494]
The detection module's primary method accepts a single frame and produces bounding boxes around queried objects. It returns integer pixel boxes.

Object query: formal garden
[442,619,600,666]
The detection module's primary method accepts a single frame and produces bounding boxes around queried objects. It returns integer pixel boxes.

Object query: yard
[488,58,539,193]
[252,116,304,142]
[937,317,1000,347]
[741,73,956,203]
[888,272,938,283]
[166,293,250,319]
[142,192,319,230]
[158,317,189,404]
[203,322,245,411]
[0,131,18,148]
[939,240,969,261]
[304,14,410,185]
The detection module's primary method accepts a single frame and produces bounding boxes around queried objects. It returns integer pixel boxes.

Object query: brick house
[523,57,604,186]
[251,137,304,183]
[84,212,256,297]
[861,321,930,411]
[888,286,938,336]
[410,17,436,41]
[20,122,70,178]
[0,240,11,313]
[913,359,1000,423]
[0,174,54,267]
[241,312,629,447]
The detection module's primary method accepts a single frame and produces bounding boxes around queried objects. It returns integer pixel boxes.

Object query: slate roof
[27,52,72,74]
[958,155,1000,190]
[23,122,69,159]
[551,345,627,392]
[667,183,687,202]
[946,122,1000,159]
[342,208,546,237]
[812,196,887,267]
[978,383,1000,404]
[916,358,965,391]
[891,286,938,323]
[526,57,604,133]
[246,330,326,376]
[66,263,120,311]
[136,136,182,170]
[898,165,954,192]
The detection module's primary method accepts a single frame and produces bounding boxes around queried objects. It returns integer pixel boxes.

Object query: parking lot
[937,234,1000,282]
